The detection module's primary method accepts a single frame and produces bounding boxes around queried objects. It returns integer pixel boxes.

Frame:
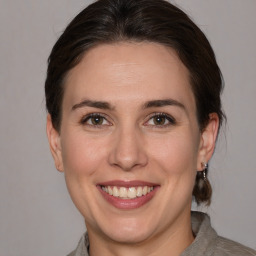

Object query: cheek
[60,131,108,217]
[60,131,107,177]
[144,131,199,221]
[147,130,199,175]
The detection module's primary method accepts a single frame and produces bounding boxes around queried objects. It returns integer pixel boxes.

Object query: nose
[108,127,148,171]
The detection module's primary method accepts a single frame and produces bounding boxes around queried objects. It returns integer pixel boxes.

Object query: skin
[47,42,219,256]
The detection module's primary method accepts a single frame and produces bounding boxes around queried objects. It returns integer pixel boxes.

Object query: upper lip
[98,180,159,187]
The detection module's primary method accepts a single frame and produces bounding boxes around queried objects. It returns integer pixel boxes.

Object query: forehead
[64,42,195,111]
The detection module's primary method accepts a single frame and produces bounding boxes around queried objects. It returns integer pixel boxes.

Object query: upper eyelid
[146,112,175,120]
[144,112,176,124]
[81,112,112,124]
[83,112,109,118]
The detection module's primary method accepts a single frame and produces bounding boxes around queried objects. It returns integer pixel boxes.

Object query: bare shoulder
[214,236,256,256]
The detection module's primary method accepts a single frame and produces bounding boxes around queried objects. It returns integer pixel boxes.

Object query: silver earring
[203,162,208,181]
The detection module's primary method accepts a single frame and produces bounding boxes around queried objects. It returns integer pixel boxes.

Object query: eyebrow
[71,98,185,111]
[71,100,114,111]
[143,99,185,110]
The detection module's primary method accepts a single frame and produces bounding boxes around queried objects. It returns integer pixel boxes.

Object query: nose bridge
[109,123,147,171]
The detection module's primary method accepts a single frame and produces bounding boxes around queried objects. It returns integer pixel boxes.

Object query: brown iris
[153,115,166,125]
[91,115,104,125]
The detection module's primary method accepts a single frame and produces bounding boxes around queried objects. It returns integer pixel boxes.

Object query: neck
[87,210,194,256]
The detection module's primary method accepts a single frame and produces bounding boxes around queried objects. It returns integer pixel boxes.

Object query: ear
[197,113,219,171]
[46,114,64,172]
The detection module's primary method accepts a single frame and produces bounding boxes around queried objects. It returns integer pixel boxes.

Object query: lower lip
[97,186,159,210]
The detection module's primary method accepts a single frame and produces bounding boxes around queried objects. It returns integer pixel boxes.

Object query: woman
[45,0,256,255]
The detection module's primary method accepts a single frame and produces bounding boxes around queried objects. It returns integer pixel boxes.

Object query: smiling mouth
[100,185,154,199]
[98,181,159,209]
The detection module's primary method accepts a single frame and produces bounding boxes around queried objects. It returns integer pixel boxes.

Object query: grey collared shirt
[68,211,256,256]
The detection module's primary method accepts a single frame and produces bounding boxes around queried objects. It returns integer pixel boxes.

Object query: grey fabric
[67,234,89,256]
[181,212,256,256]
[67,211,256,256]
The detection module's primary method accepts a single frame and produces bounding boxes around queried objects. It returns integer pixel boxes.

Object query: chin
[89,213,158,244]
[105,225,155,244]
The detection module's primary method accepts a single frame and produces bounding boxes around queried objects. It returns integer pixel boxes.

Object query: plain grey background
[0,0,255,255]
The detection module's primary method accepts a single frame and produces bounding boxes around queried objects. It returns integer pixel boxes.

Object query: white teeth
[108,186,113,195]
[113,186,119,197]
[119,187,128,198]
[136,186,143,197]
[102,185,154,199]
[142,186,148,195]
[127,187,136,199]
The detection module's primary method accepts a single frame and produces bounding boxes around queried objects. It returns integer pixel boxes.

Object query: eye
[80,113,111,127]
[145,113,176,127]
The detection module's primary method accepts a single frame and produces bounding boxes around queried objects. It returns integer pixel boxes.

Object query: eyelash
[80,112,176,128]
[145,112,176,127]
[80,113,111,127]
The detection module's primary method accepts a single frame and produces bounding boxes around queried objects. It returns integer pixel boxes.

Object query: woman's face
[47,42,217,244]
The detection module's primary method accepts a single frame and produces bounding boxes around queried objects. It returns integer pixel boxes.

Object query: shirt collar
[70,211,217,256]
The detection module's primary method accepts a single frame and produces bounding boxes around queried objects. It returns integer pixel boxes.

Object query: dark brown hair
[45,0,225,205]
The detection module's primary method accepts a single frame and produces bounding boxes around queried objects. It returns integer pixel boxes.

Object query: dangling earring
[203,162,208,181]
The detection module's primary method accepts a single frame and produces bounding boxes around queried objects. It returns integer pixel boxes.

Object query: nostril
[108,143,148,171]
[107,129,148,171]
